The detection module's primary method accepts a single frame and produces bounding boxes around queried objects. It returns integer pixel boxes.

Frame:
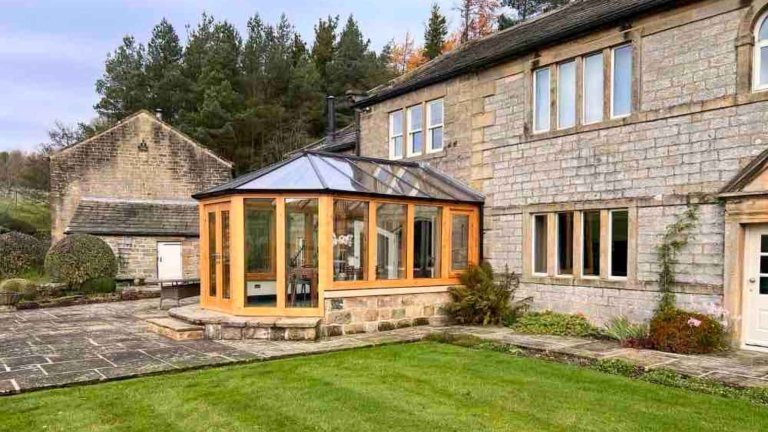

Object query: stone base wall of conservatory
[320,287,452,337]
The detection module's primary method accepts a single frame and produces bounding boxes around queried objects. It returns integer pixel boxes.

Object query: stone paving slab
[445,326,768,388]
[3,300,768,394]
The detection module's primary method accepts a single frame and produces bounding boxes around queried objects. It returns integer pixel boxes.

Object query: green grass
[0,192,50,234]
[1,342,767,431]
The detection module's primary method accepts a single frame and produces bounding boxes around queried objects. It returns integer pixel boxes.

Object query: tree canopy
[91,13,395,173]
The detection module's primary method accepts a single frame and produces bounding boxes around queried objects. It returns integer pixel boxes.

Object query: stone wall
[49,111,231,280]
[100,235,199,282]
[50,111,232,241]
[641,8,742,111]
[321,291,451,336]
[357,0,763,325]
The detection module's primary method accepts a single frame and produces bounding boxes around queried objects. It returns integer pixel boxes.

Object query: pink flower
[687,317,702,327]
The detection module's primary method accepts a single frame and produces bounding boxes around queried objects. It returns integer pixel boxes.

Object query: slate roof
[355,0,678,107]
[193,150,484,203]
[66,199,199,237]
[289,124,358,156]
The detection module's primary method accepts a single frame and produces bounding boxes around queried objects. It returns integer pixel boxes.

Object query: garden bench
[159,279,200,308]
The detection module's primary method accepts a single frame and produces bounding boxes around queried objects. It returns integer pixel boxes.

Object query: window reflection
[451,213,470,271]
[414,206,441,278]
[376,204,406,280]
[285,198,319,308]
[333,200,368,281]
[244,199,276,307]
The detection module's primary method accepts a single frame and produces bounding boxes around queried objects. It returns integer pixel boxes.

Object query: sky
[0,0,459,152]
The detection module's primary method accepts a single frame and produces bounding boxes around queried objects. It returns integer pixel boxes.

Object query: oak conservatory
[191,151,482,335]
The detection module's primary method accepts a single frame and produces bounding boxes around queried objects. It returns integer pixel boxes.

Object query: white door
[744,225,768,348]
[157,242,183,281]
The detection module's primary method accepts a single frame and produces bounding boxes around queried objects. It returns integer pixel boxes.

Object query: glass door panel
[204,203,231,307]
[207,211,217,297]
[285,198,319,308]
[244,199,277,307]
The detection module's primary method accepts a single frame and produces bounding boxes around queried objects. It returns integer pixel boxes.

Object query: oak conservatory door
[204,203,232,309]
[744,224,768,349]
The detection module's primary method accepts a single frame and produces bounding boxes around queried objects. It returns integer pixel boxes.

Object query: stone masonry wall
[321,292,450,336]
[101,236,199,282]
[641,8,742,111]
[357,1,762,324]
[50,111,232,241]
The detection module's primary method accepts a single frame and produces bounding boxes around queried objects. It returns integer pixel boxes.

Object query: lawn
[1,342,767,431]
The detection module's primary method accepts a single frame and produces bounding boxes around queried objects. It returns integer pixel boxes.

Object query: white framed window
[611,45,633,118]
[406,104,423,157]
[754,11,768,91]
[608,209,629,279]
[557,61,576,129]
[533,67,551,133]
[388,110,404,160]
[426,99,444,153]
[532,214,548,275]
[583,52,604,124]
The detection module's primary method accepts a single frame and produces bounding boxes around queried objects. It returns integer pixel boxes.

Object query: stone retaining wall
[321,291,451,337]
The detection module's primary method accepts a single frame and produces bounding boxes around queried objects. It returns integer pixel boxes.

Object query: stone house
[352,0,768,350]
[50,110,232,282]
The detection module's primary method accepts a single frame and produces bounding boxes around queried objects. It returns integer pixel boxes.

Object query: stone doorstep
[145,318,204,341]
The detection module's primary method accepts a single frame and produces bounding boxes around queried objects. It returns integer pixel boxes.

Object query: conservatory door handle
[750,277,756,283]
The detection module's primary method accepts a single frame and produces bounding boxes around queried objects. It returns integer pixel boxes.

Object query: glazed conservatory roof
[193,151,484,203]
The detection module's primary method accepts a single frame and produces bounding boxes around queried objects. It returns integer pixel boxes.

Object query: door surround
[722,195,768,349]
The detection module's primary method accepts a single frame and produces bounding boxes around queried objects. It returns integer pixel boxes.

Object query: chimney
[155,108,163,121]
[326,96,336,138]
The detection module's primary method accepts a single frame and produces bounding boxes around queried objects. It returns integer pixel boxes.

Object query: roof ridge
[51,110,233,168]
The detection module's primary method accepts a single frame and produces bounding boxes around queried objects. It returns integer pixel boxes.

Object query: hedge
[0,231,46,277]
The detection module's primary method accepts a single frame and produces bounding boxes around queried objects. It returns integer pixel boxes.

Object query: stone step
[168,305,321,341]
[146,317,204,341]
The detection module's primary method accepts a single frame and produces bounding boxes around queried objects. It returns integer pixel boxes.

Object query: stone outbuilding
[49,110,232,282]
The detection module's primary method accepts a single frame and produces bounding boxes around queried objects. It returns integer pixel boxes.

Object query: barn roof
[66,198,199,237]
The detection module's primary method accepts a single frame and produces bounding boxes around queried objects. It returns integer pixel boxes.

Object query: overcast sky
[0,0,459,152]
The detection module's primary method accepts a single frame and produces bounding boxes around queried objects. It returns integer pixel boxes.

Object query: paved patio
[1,299,768,395]
[0,299,431,395]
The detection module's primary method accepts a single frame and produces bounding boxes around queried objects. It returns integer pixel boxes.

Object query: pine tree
[424,3,448,60]
[498,0,571,30]
[94,35,148,121]
[311,16,338,93]
[178,14,243,162]
[146,18,186,122]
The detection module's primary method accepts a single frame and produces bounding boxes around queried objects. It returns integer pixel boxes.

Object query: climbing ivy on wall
[655,203,700,312]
